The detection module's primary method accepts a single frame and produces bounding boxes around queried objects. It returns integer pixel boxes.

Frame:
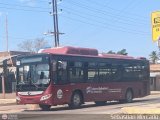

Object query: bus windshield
[17,55,50,87]
[18,64,50,85]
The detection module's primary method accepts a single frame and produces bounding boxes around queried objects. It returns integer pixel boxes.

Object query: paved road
[22,94,160,114]
[0,94,160,120]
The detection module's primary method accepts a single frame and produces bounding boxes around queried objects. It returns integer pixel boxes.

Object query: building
[150,64,160,91]
[0,51,31,93]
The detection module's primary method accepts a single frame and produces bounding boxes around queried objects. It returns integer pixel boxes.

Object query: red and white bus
[16,46,150,110]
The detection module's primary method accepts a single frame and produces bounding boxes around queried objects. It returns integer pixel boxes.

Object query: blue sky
[0,0,160,58]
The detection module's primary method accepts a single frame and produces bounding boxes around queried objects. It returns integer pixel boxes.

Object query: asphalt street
[1,94,160,120]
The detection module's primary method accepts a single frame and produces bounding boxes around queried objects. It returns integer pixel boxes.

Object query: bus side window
[123,64,134,81]
[99,63,112,82]
[87,62,98,82]
[112,65,124,82]
[68,61,84,83]
[57,61,68,84]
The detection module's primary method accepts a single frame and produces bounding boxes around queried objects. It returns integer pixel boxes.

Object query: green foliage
[107,50,116,54]
[149,51,159,64]
[107,49,128,55]
[117,49,128,55]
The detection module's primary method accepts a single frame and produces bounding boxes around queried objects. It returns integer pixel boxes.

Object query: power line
[0,35,45,41]
[63,9,150,34]
[80,0,148,19]
[0,2,50,10]
[0,6,49,13]
[35,0,50,3]
[63,6,148,27]
[100,0,144,29]
[61,14,151,36]
[0,0,151,40]
[65,0,148,23]
[63,1,150,35]
[0,2,50,13]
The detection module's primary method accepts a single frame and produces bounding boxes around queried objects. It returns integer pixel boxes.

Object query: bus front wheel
[69,92,82,109]
[39,104,51,111]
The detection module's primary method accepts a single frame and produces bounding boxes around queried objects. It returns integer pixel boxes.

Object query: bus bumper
[16,93,54,105]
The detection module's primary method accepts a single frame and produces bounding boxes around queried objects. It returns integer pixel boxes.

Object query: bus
[16,46,150,110]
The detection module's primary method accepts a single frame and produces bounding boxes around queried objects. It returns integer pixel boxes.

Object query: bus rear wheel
[39,104,51,111]
[125,89,133,103]
[69,92,82,109]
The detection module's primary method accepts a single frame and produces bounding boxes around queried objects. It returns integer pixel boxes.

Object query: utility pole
[55,0,60,46]
[52,0,59,47]
[1,73,5,99]
[52,0,58,47]
[45,0,64,47]
[5,15,9,52]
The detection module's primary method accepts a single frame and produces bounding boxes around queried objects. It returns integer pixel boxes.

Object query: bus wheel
[125,89,133,103]
[39,104,51,111]
[94,101,106,106]
[69,92,82,109]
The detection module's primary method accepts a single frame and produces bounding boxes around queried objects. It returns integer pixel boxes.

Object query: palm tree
[149,51,159,64]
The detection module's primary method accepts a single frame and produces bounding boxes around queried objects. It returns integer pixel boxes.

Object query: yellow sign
[151,11,160,42]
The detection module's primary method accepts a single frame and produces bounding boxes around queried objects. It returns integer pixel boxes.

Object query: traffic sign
[151,11,160,42]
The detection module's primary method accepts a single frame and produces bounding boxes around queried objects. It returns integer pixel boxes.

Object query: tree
[18,40,34,52]
[18,38,49,53]
[107,50,116,54]
[149,51,159,64]
[34,38,48,52]
[117,49,128,55]
[106,49,128,55]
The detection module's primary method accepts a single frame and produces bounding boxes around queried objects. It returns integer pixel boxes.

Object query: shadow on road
[23,97,160,112]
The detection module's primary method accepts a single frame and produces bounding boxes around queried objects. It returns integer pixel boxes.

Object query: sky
[0,0,160,58]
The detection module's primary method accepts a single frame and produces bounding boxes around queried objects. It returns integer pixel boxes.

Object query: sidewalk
[0,93,16,106]
[122,91,160,114]
[150,91,160,95]
[122,103,160,114]
[0,93,16,99]
[0,99,16,106]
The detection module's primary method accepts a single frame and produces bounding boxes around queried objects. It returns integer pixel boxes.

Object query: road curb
[0,103,16,106]
[151,91,160,95]
[0,99,16,106]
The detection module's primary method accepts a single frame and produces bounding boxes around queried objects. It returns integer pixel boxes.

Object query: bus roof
[41,46,146,61]
[42,46,98,56]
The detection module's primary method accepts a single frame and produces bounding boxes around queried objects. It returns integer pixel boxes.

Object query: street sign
[151,11,160,42]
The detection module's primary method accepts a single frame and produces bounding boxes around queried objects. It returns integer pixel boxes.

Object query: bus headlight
[40,94,52,101]
[16,96,21,101]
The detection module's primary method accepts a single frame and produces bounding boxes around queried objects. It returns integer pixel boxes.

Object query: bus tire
[125,89,133,103]
[69,92,82,109]
[94,101,106,106]
[39,104,51,111]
